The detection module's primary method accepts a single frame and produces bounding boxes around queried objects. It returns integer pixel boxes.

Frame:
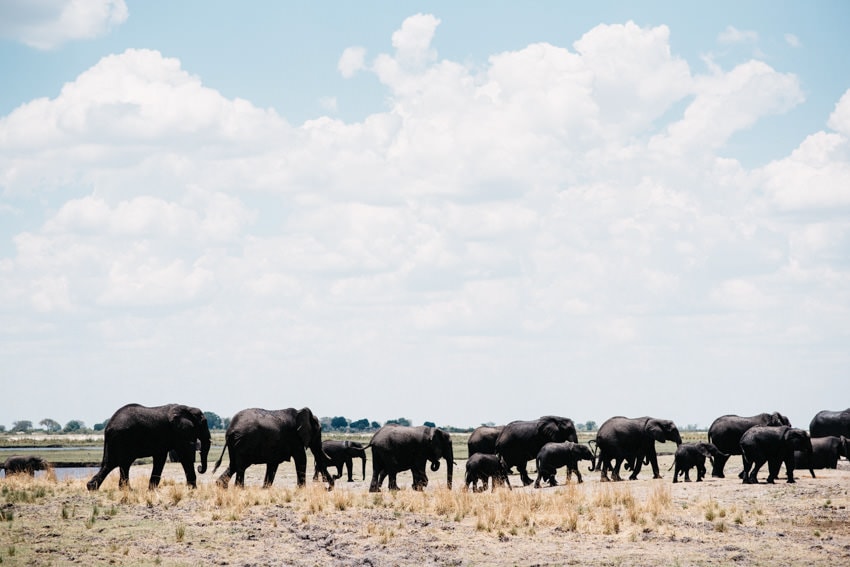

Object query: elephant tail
[211,442,228,475]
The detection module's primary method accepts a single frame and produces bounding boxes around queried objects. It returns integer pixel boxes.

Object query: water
[0,467,99,481]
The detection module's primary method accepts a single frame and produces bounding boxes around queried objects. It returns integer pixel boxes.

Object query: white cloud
[0,0,127,50]
[718,25,758,44]
[338,46,367,78]
[784,33,801,48]
[0,14,847,428]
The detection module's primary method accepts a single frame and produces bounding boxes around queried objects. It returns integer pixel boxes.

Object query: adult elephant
[87,403,211,491]
[793,436,849,472]
[1,455,51,476]
[213,407,333,489]
[809,409,850,438]
[367,425,453,492]
[707,412,791,478]
[468,426,504,457]
[313,440,366,482]
[593,416,682,482]
[495,416,578,486]
[740,425,813,484]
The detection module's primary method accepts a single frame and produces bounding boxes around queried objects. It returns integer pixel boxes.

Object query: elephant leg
[345,458,353,482]
[697,463,706,482]
[649,454,662,479]
[711,453,728,478]
[235,469,246,487]
[179,457,198,488]
[264,463,280,488]
[119,462,132,489]
[333,465,343,480]
[149,453,167,489]
[573,467,583,484]
[368,469,382,492]
[517,463,533,486]
[87,461,118,491]
[388,472,399,491]
[612,458,624,481]
[216,466,234,488]
[684,467,691,482]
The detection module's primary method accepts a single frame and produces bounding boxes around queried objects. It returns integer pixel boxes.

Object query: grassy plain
[1,431,848,566]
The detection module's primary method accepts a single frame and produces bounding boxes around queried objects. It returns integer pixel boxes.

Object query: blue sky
[1,1,849,431]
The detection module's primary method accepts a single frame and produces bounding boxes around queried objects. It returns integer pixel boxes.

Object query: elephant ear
[168,405,194,433]
[536,419,557,441]
[645,420,666,442]
[295,408,317,447]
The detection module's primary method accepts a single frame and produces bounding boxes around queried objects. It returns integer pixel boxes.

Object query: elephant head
[537,416,578,443]
[169,405,211,474]
[840,436,850,461]
[785,428,814,478]
[296,407,333,485]
[768,412,792,427]
[646,419,682,446]
[423,427,454,489]
[697,443,728,464]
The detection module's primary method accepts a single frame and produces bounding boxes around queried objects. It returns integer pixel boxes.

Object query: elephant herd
[4,404,848,494]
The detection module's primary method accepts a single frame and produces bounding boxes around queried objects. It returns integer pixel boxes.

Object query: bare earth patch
[1,456,849,566]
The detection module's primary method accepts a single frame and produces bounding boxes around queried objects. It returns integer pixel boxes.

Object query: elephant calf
[464,454,511,492]
[313,440,367,482]
[534,441,594,488]
[2,455,51,476]
[670,442,727,483]
[740,426,814,484]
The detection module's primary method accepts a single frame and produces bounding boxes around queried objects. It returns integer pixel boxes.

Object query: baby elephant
[464,453,512,492]
[534,441,594,488]
[2,455,51,476]
[671,442,727,483]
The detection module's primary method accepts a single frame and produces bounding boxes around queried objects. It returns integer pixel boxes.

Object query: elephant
[669,442,728,483]
[533,441,594,487]
[1,455,51,476]
[793,436,849,472]
[468,425,504,457]
[87,403,211,491]
[809,409,850,438]
[707,412,791,478]
[367,424,453,492]
[312,440,366,482]
[494,416,578,486]
[464,453,511,492]
[740,425,814,484]
[592,416,682,482]
[213,407,333,489]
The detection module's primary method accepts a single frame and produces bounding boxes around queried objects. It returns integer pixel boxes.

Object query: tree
[330,416,349,430]
[349,418,371,431]
[423,421,436,428]
[40,418,61,433]
[585,420,597,432]
[370,421,381,429]
[0,425,5,432]
[384,417,411,427]
[63,420,85,433]
[11,420,32,433]
[222,417,231,430]
[204,411,223,430]
[93,421,107,432]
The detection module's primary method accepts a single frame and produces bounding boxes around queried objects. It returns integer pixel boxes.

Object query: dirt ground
[1,455,849,566]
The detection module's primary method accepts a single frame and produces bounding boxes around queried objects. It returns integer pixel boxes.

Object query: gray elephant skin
[213,407,333,489]
[313,440,366,482]
[707,411,791,478]
[2,455,51,476]
[670,442,727,483]
[464,453,511,492]
[467,425,504,458]
[87,403,211,491]
[593,416,682,481]
[534,441,594,487]
[495,416,578,486]
[809,409,850,438]
[740,425,814,484]
[793,436,849,472]
[367,425,453,492]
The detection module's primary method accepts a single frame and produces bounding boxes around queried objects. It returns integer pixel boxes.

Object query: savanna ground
[1,433,849,566]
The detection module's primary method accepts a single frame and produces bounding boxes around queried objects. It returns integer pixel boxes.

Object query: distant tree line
[1,415,656,435]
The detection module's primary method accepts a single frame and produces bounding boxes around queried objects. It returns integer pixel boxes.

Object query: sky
[1,1,849,431]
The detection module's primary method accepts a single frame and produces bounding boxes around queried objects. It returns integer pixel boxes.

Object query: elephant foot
[600,475,610,482]
[786,478,795,484]
[653,474,663,480]
[369,487,380,493]
[712,472,725,479]
[673,478,678,484]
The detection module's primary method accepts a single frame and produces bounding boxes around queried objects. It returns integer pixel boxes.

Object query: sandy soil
[1,455,849,566]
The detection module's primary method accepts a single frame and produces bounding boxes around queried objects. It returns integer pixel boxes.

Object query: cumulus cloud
[0,0,128,49]
[718,25,758,44]
[1,14,847,427]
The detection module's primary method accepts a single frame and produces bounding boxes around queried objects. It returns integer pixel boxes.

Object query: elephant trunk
[445,444,454,490]
[197,435,211,474]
